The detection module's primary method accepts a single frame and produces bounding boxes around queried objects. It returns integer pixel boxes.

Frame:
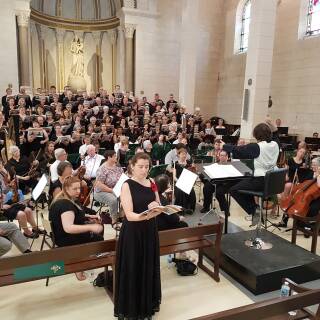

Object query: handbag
[172,258,198,276]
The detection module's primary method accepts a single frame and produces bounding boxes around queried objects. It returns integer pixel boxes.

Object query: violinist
[278,157,320,228]
[0,162,40,239]
[5,146,38,194]
[49,176,103,281]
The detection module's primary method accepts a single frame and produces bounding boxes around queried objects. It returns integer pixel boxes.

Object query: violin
[77,165,90,206]
[10,169,20,204]
[280,178,320,217]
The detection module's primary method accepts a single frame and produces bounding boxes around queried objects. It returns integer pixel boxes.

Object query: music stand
[29,174,48,249]
[31,174,48,225]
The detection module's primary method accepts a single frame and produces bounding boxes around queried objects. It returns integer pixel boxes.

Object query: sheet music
[113,173,129,198]
[204,163,243,179]
[32,174,48,201]
[175,168,198,195]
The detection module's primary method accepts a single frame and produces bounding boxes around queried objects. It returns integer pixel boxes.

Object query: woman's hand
[89,224,103,234]
[3,204,11,210]
[148,201,160,210]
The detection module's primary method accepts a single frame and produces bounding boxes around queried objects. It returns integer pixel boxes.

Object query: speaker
[242,89,250,121]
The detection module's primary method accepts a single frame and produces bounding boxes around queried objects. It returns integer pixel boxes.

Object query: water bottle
[167,254,174,268]
[280,281,290,297]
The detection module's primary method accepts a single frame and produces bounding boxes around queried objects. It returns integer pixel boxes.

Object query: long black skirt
[114,218,161,320]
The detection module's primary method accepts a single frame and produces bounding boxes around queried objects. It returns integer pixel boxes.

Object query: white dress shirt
[83,154,104,178]
[79,144,89,156]
[50,160,61,182]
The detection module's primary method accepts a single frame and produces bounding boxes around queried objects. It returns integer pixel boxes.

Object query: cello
[280,177,320,217]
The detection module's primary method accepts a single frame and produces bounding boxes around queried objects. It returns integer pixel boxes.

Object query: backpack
[173,258,198,276]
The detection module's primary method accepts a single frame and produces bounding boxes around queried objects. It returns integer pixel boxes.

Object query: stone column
[56,28,65,92]
[178,0,199,113]
[39,25,49,89]
[92,31,102,92]
[240,0,277,140]
[16,10,31,87]
[116,26,125,91]
[124,24,135,93]
[108,29,118,90]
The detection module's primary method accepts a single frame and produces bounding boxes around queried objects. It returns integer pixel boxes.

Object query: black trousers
[229,176,265,215]
[203,181,232,213]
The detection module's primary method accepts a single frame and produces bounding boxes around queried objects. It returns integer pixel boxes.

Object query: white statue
[70,37,84,78]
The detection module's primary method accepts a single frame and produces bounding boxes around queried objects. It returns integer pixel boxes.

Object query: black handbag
[172,258,198,276]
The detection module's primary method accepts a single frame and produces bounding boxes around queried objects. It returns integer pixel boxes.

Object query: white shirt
[83,154,104,178]
[79,144,89,156]
[50,160,61,182]
[254,141,279,177]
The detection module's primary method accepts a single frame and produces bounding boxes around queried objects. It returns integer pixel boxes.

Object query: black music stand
[29,174,48,249]
[200,160,253,234]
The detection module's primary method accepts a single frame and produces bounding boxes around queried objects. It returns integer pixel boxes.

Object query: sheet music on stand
[113,173,129,198]
[202,160,253,182]
[203,163,243,179]
[175,168,198,195]
[32,174,48,201]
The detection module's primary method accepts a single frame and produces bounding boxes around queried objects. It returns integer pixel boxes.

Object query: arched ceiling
[31,0,121,20]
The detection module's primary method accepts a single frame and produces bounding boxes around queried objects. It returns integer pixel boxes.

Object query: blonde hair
[50,176,82,210]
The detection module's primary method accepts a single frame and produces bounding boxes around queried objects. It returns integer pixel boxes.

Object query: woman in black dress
[114,153,163,320]
[172,145,196,214]
[49,176,104,280]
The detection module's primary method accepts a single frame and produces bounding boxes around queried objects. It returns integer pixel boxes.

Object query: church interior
[0,0,320,319]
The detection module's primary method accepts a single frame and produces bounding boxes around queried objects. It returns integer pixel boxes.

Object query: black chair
[238,168,288,232]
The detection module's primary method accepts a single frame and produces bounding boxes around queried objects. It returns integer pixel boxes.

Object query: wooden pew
[159,222,223,282]
[0,239,117,300]
[191,279,320,320]
[0,222,223,301]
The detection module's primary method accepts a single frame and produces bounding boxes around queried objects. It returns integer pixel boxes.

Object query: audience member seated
[154,174,188,231]
[49,176,103,280]
[94,150,123,226]
[0,222,31,257]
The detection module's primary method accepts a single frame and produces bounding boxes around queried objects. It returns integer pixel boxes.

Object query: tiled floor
[0,197,319,320]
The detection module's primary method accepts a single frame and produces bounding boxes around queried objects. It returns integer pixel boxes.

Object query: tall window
[306,0,320,36]
[239,0,251,52]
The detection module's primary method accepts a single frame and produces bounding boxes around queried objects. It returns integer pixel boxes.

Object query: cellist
[278,157,320,228]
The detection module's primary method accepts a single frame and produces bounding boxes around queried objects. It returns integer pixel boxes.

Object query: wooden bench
[191,278,320,320]
[159,222,223,282]
[0,222,223,301]
[0,239,117,300]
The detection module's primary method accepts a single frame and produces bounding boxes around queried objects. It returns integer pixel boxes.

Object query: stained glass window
[239,0,251,52]
[306,0,320,36]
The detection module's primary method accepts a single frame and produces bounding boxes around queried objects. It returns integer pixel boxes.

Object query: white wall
[217,0,320,137]
[0,1,20,96]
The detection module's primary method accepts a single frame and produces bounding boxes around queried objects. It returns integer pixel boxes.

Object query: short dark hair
[104,150,116,159]
[131,152,151,167]
[154,174,170,194]
[253,123,272,142]
[57,161,72,177]
[175,143,185,150]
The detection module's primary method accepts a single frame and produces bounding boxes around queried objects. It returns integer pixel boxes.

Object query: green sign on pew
[14,261,65,281]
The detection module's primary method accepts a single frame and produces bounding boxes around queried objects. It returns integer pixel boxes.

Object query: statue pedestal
[68,76,86,93]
